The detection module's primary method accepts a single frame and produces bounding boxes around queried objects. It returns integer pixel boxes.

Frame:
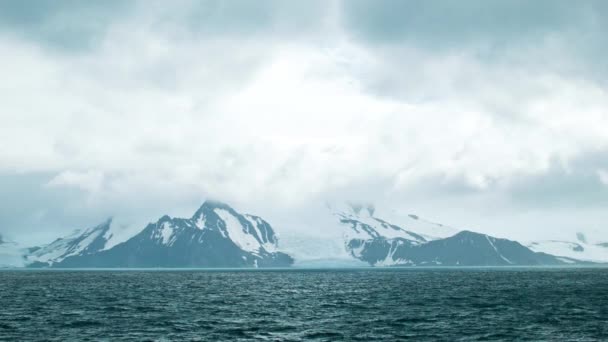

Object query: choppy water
[1,268,608,341]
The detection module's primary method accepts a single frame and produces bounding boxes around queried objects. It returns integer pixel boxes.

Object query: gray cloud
[181,0,329,38]
[0,0,133,51]
[0,172,94,243]
[507,151,608,208]
[340,0,607,49]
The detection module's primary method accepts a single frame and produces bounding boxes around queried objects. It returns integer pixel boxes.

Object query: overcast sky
[2,0,608,244]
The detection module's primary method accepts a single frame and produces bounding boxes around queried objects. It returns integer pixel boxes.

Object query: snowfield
[528,239,608,263]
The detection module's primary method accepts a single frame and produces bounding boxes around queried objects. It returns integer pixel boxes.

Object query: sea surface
[1,267,607,341]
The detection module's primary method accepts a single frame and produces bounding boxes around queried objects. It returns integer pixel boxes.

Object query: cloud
[598,170,608,186]
[1,1,608,243]
[341,0,588,44]
[47,170,105,193]
[0,0,133,51]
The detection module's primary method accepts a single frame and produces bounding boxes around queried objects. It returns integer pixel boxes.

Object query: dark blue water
[1,268,607,341]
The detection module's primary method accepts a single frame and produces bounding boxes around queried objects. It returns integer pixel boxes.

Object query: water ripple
[1,268,607,340]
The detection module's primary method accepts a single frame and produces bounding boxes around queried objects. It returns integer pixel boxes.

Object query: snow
[64,229,101,258]
[280,202,462,266]
[399,215,459,240]
[557,257,576,264]
[194,214,206,230]
[159,222,174,245]
[486,235,513,264]
[243,214,277,252]
[279,228,360,265]
[214,208,262,253]
[375,257,412,267]
[28,228,95,264]
[102,224,139,250]
[26,221,113,264]
[528,240,608,262]
[336,210,425,242]
[28,239,70,264]
[374,242,399,266]
[331,203,459,240]
[97,218,144,251]
[333,203,459,244]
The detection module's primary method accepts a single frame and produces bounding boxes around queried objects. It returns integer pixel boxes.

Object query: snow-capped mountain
[35,201,293,268]
[333,204,580,266]
[12,200,598,268]
[349,230,577,266]
[528,231,608,263]
[333,203,458,243]
[26,219,114,267]
[0,234,26,267]
[277,203,460,266]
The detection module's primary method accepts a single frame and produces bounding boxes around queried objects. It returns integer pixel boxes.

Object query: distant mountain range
[333,204,581,266]
[1,201,604,268]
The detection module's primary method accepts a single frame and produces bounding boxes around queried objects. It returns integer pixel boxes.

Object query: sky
[2,0,608,245]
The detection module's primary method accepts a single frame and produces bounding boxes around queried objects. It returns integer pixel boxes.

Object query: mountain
[26,219,114,267]
[33,201,293,268]
[277,203,460,267]
[334,203,458,243]
[334,204,580,266]
[348,231,578,266]
[528,231,608,263]
[14,201,596,268]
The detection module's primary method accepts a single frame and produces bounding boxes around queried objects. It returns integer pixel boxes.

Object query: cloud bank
[1,1,608,243]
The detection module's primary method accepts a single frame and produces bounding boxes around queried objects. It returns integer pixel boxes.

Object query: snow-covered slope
[279,230,368,267]
[26,219,115,266]
[335,206,426,243]
[388,213,459,240]
[332,203,459,242]
[328,204,579,266]
[277,203,461,266]
[528,232,608,263]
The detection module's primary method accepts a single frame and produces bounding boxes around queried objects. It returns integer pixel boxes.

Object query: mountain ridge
[1,201,598,268]
[28,201,293,268]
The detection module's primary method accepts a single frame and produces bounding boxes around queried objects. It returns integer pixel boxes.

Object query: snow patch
[214,208,262,253]
[159,222,174,245]
[486,235,513,264]
[195,214,206,230]
[528,240,608,262]
[243,214,277,252]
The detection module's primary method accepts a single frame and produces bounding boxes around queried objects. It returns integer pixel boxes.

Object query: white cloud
[2,2,608,243]
[2,27,608,204]
[598,169,608,186]
[47,170,105,193]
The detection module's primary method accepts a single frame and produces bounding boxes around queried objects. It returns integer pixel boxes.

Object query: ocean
[1,268,607,341]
